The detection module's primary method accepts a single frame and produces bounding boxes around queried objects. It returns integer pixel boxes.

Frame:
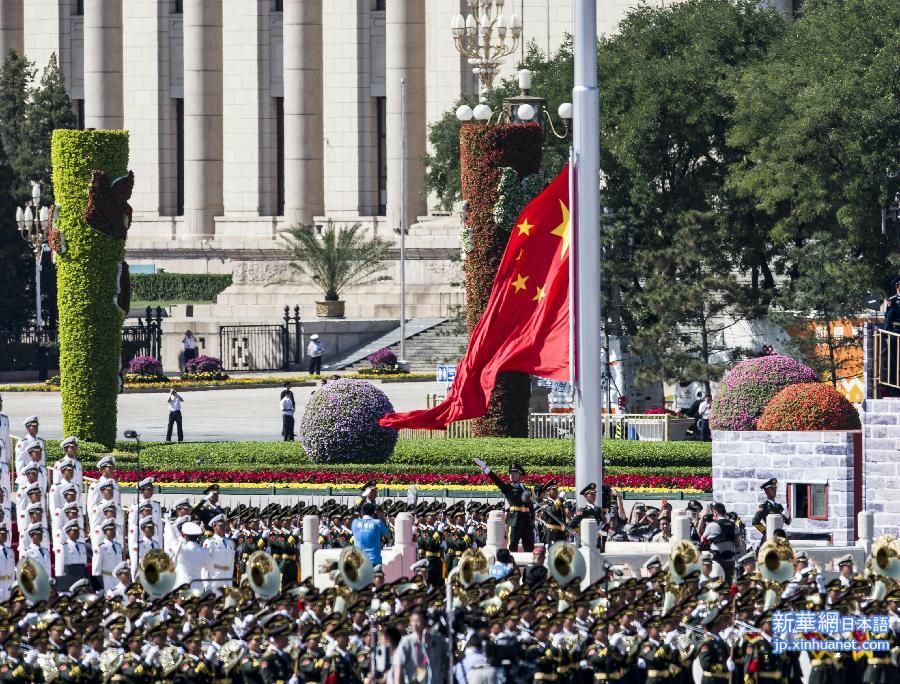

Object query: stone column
[182,0,223,238]
[283,0,323,225]
[393,512,416,578]
[483,509,506,562]
[857,511,874,554]
[765,513,784,541]
[300,514,321,581]
[579,519,604,590]
[0,0,23,59]
[83,0,124,129]
[671,510,691,542]
[385,0,426,229]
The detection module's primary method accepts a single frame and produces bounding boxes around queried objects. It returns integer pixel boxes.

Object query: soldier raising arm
[473,459,536,552]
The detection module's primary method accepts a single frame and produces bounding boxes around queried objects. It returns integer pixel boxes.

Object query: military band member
[89,477,120,527]
[23,524,51,575]
[259,617,294,684]
[0,524,13,602]
[195,484,225,527]
[15,448,47,492]
[474,459,536,552]
[202,514,235,595]
[752,478,791,535]
[0,396,10,495]
[128,477,163,549]
[131,517,162,576]
[93,519,124,593]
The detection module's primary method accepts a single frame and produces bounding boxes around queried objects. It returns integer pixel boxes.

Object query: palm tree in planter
[278,221,392,318]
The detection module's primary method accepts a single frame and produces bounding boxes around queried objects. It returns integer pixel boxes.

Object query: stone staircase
[343,319,468,373]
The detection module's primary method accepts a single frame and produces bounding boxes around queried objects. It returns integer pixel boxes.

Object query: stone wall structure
[713,430,859,546]
[862,397,900,536]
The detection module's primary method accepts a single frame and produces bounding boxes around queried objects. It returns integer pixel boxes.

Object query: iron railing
[874,328,900,390]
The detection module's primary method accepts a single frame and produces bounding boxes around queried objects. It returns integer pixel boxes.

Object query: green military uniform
[641,638,673,684]
[745,634,787,683]
[751,478,789,534]
[527,640,561,682]
[120,652,156,684]
[320,647,360,684]
[259,648,292,684]
[444,525,472,571]
[585,639,621,681]
[484,463,535,552]
[863,630,897,684]
[297,646,324,683]
[280,531,299,589]
[57,656,86,684]
[174,655,214,684]
[237,652,264,684]
[0,659,34,684]
[698,633,732,684]
[417,525,445,586]
[540,494,569,545]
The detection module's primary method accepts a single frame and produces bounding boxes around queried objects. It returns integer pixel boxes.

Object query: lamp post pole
[399,77,407,366]
[16,182,50,332]
[125,430,141,569]
[572,0,602,506]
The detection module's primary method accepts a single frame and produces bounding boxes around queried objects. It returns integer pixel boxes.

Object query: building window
[175,98,184,216]
[275,97,284,216]
[173,0,183,13]
[376,96,386,216]
[788,483,828,520]
[75,100,85,129]
[74,0,84,15]
[373,0,386,10]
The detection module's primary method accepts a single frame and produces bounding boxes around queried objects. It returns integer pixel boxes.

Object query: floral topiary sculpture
[299,378,398,464]
[757,383,861,431]
[709,355,816,431]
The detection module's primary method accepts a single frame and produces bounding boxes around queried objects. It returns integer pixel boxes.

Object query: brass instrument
[866,535,900,600]
[16,557,50,604]
[158,646,184,678]
[246,551,281,599]
[662,541,701,615]
[36,653,59,684]
[548,541,586,587]
[139,549,177,599]
[457,548,489,589]
[757,537,795,610]
[99,650,124,681]
[338,546,374,592]
[218,640,246,674]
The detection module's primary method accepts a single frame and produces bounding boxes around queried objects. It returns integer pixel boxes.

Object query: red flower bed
[86,469,711,492]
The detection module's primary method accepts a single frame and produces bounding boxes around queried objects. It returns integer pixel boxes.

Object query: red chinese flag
[379,165,570,430]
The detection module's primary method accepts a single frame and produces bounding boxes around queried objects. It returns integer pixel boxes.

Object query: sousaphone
[246,550,281,599]
[339,546,374,592]
[16,557,50,604]
[867,535,900,600]
[139,549,177,599]
[549,541,586,587]
[757,537,795,609]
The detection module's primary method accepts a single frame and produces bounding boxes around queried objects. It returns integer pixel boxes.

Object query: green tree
[278,221,392,301]
[769,235,872,386]
[599,0,785,388]
[728,0,900,293]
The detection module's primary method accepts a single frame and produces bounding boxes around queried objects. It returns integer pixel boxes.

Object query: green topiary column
[51,129,132,449]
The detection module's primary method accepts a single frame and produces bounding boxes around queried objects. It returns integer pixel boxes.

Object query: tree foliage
[278,221,392,301]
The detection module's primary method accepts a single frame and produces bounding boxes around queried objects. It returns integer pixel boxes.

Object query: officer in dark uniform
[537,480,568,545]
[751,478,791,535]
[474,458,535,552]
[194,485,225,527]
[260,617,294,684]
[297,631,325,683]
[236,629,265,684]
[0,632,33,684]
[175,629,214,684]
[881,276,900,390]
[568,483,605,548]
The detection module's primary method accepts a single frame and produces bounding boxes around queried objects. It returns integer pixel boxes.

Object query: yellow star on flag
[517,218,534,236]
[511,273,529,293]
[532,286,546,302]
[550,200,571,259]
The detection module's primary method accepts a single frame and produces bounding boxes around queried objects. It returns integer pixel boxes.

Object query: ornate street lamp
[451,0,522,97]
[16,181,50,331]
[456,69,573,138]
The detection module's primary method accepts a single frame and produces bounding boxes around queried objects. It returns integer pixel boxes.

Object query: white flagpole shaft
[573,0,602,506]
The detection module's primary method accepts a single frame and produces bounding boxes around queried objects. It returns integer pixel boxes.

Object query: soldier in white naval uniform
[0,524,14,602]
[13,416,44,474]
[174,521,212,591]
[92,520,124,593]
[202,514,235,595]
[89,478,120,526]
[16,447,47,492]
[92,500,124,549]
[87,457,120,509]
[0,395,10,496]
[23,524,52,576]
[55,519,88,591]
[0,486,11,528]
[52,436,84,488]
[20,502,50,551]
[127,477,163,550]
[131,516,162,576]
[53,501,85,550]
[109,563,132,600]
[49,461,82,512]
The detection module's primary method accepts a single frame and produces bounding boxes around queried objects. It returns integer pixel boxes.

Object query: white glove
[24,650,38,665]
[637,657,647,670]
[288,677,299,684]
[726,658,735,673]
[145,645,160,663]
[473,458,490,474]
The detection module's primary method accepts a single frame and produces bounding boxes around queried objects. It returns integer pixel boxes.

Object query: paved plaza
[3,381,447,443]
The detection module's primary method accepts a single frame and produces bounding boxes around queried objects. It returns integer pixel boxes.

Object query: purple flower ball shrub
[299,378,398,464]
[185,355,223,373]
[709,355,817,431]
[367,348,398,370]
[128,355,163,375]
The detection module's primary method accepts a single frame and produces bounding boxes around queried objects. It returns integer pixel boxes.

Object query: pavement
[1,382,447,443]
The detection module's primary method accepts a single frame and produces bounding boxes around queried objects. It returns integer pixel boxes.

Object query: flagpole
[572,0,602,506]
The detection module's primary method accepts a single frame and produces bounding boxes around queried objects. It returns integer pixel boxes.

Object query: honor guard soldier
[128,477,163,548]
[55,519,88,591]
[202,514,235,595]
[50,463,81,513]
[131,517,161,576]
[175,521,213,591]
[16,445,47,491]
[0,525,13,602]
[751,478,791,535]
[238,629,266,684]
[87,456,120,508]
[93,519,124,593]
[178,629,215,684]
[474,458,536,552]
[53,436,84,488]
[196,484,225,527]
[537,480,569,544]
[260,616,294,684]
[110,562,133,600]
[697,615,734,684]
[444,508,473,571]
[0,395,10,495]
[13,415,44,474]
[298,631,325,683]
[568,482,605,547]
[745,614,787,683]
[23,524,51,575]
[0,632,34,684]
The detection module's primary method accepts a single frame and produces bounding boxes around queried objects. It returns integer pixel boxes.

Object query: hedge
[52,129,130,449]
[131,273,232,303]
[45,438,712,471]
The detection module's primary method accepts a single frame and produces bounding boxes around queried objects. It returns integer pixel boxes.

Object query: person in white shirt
[87,457,120,508]
[174,521,212,591]
[109,563,133,600]
[202,514,235,595]
[837,554,855,587]
[307,333,323,375]
[23,524,51,576]
[53,437,84,488]
[92,520,124,593]
[0,524,13,602]
[182,330,199,366]
[0,396,11,496]
[132,517,162,576]
[0,486,11,528]
[697,393,713,442]
[164,499,193,551]
[13,416,44,474]
[55,520,88,591]
[166,387,185,442]
[280,389,296,441]
[20,502,50,551]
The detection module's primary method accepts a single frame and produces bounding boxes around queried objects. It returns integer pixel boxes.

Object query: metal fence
[0,327,59,374]
[219,324,289,371]
[874,328,900,391]
[121,307,164,366]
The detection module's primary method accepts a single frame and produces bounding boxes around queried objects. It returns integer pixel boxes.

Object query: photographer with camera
[700,502,738,581]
